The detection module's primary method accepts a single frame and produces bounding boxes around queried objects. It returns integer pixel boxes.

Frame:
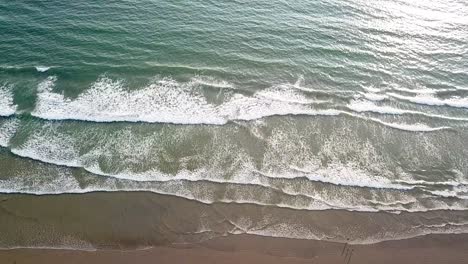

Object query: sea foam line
[7,141,468,210]
[2,180,468,216]
[7,144,417,193]
[347,100,468,122]
[388,92,468,109]
[341,110,452,132]
[3,135,468,214]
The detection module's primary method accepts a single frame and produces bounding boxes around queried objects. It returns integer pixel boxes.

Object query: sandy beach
[2,233,468,264]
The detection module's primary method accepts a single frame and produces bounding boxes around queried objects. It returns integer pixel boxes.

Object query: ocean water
[1,0,468,246]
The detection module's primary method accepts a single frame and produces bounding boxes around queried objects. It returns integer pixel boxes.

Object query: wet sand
[1,191,468,263]
[2,233,468,264]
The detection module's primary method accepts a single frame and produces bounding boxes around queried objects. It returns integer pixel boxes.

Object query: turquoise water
[2,1,466,95]
[1,0,468,245]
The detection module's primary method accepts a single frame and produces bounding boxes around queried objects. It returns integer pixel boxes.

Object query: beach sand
[1,234,468,264]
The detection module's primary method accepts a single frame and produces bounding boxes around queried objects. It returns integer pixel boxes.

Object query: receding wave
[9,144,414,192]
[3,153,468,214]
[2,162,468,214]
[5,120,452,194]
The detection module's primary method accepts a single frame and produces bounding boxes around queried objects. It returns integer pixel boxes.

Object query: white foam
[0,84,17,116]
[348,100,407,115]
[229,217,468,245]
[256,87,322,105]
[371,119,449,132]
[342,111,451,132]
[37,76,57,92]
[5,147,468,245]
[0,118,19,147]
[362,86,382,93]
[10,122,81,167]
[0,165,356,213]
[429,185,468,199]
[31,76,342,124]
[4,141,468,214]
[32,76,225,124]
[35,66,51,72]
[8,120,467,214]
[392,87,440,94]
[361,93,388,101]
[347,100,468,122]
[29,77,463,131]
[3,162,468,214]
[10,136,413,193]
[0,166,83,195]
[274,165,413,190]
[390,85,467,94]
[2,129,446,214]
[388,92,468,108]
[395,178,468,187]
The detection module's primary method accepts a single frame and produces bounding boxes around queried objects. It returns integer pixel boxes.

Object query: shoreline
[1,191,468,263]
[1,230,468,250]
[1,233,468,264]
[1,191,468,245]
